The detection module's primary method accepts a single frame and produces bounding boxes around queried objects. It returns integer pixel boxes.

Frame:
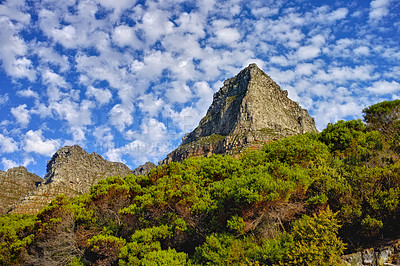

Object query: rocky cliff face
[132,162,156,176]
[9,145,132,215]
[0,167,42,214]
[161,63,317,164]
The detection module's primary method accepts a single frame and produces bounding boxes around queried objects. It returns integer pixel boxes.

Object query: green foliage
[119,223,187,265]
[227,215,245,235]
[363,100,400,133]
[69,257,84,266]
[286,208,345,265]
[263,133,330,167]
[0,214,36,264]
[87,234,126,264]
[363,100,400,152]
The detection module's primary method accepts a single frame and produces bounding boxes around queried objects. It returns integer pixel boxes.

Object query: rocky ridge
[9,145,132,215]
[160,63,317,165]
[0,167,42,214]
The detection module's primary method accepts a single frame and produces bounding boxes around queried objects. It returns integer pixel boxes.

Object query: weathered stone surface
[342,240,400,265]
[9,145,132,215]
[161,63,317,165]
[0,167,42,214]
[132,162,157,176]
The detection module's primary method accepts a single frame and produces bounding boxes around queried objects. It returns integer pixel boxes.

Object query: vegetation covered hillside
[1,100,400,265]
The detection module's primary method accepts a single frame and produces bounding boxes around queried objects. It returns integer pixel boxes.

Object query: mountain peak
[162,64,317,164]
[181,63,316,145]
[9,145,132,215]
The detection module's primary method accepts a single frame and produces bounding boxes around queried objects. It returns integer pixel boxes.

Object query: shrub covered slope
[2,100,400,265]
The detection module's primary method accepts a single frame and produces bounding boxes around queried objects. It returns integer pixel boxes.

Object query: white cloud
[175,12,206,38]
[314,99,361,130]
[112,25,142,48]
[315,65,376,84]
[105,118,170,165]
[295,63,317,76]
[354,46,370,56]
[11,104,30,127]
[369,0,392,22]
[93,126,114,150]
[64,127,87,145]
[0,133,18,153]
[165,83,193,103]
[211,20,241,45]
[138,7,174,45]
[138,94,165,117]
[163,105,202,132]
[17,88,39,99]
[0,3,35,81]
[215,27,241,44]
[194,81,213,98]
[297,45,321,60]
[24,129,61,156]
[51,99,94,127]
[86,86,112,106]
[251,6,279,18]
[0,1,31,23]
[198,0,216,14]
[2,158,18,170]
[42,69,68,89]
[96,0,133,18]
[34,44,70,72]
[22,156,35,168]
[367,80,400,94]
[325,7,348,22]
[0,94,9,105]
[109,104,133,131]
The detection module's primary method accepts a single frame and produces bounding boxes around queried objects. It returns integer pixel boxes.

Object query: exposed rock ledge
[9,145,132,215]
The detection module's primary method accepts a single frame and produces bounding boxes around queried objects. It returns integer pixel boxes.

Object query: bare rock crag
[161,63,318,164]
[9,145,132,215]
[0,167,42,214]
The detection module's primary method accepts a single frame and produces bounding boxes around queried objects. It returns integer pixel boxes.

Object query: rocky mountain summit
[9,145,131,215]
[0,167,42,214]
[161,63,317,165]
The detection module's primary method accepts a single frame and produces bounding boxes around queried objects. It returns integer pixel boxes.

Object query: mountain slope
[161,63,317,164]
[9,145,131,215]
[0,167,42,214]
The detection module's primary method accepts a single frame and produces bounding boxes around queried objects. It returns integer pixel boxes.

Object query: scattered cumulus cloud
[2,158,18,170]
[109,104,133,131]
[11,104,30,127]
[369,0,392,22]
[24,130,61,156]
[17,89,39,99]
[86,86,113,106]
[0,133,18,153]
[367,80,400,94]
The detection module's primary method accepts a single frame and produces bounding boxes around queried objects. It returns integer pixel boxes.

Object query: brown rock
[9,145,131,215]
[161,63,318,164]
[0,166,42,214]
[132,162,157,176]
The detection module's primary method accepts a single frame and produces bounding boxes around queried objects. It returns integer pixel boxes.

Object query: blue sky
[0,0,399,177]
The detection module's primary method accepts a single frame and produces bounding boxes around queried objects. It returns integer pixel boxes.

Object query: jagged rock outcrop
[132,162,157,176]
[9,145,131,215]
[342,239,400,265]
[0,167,42,214]
[161,63,317,164]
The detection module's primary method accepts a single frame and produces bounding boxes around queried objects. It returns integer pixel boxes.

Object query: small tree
[363,100,400,144]
[286,207,345,265]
